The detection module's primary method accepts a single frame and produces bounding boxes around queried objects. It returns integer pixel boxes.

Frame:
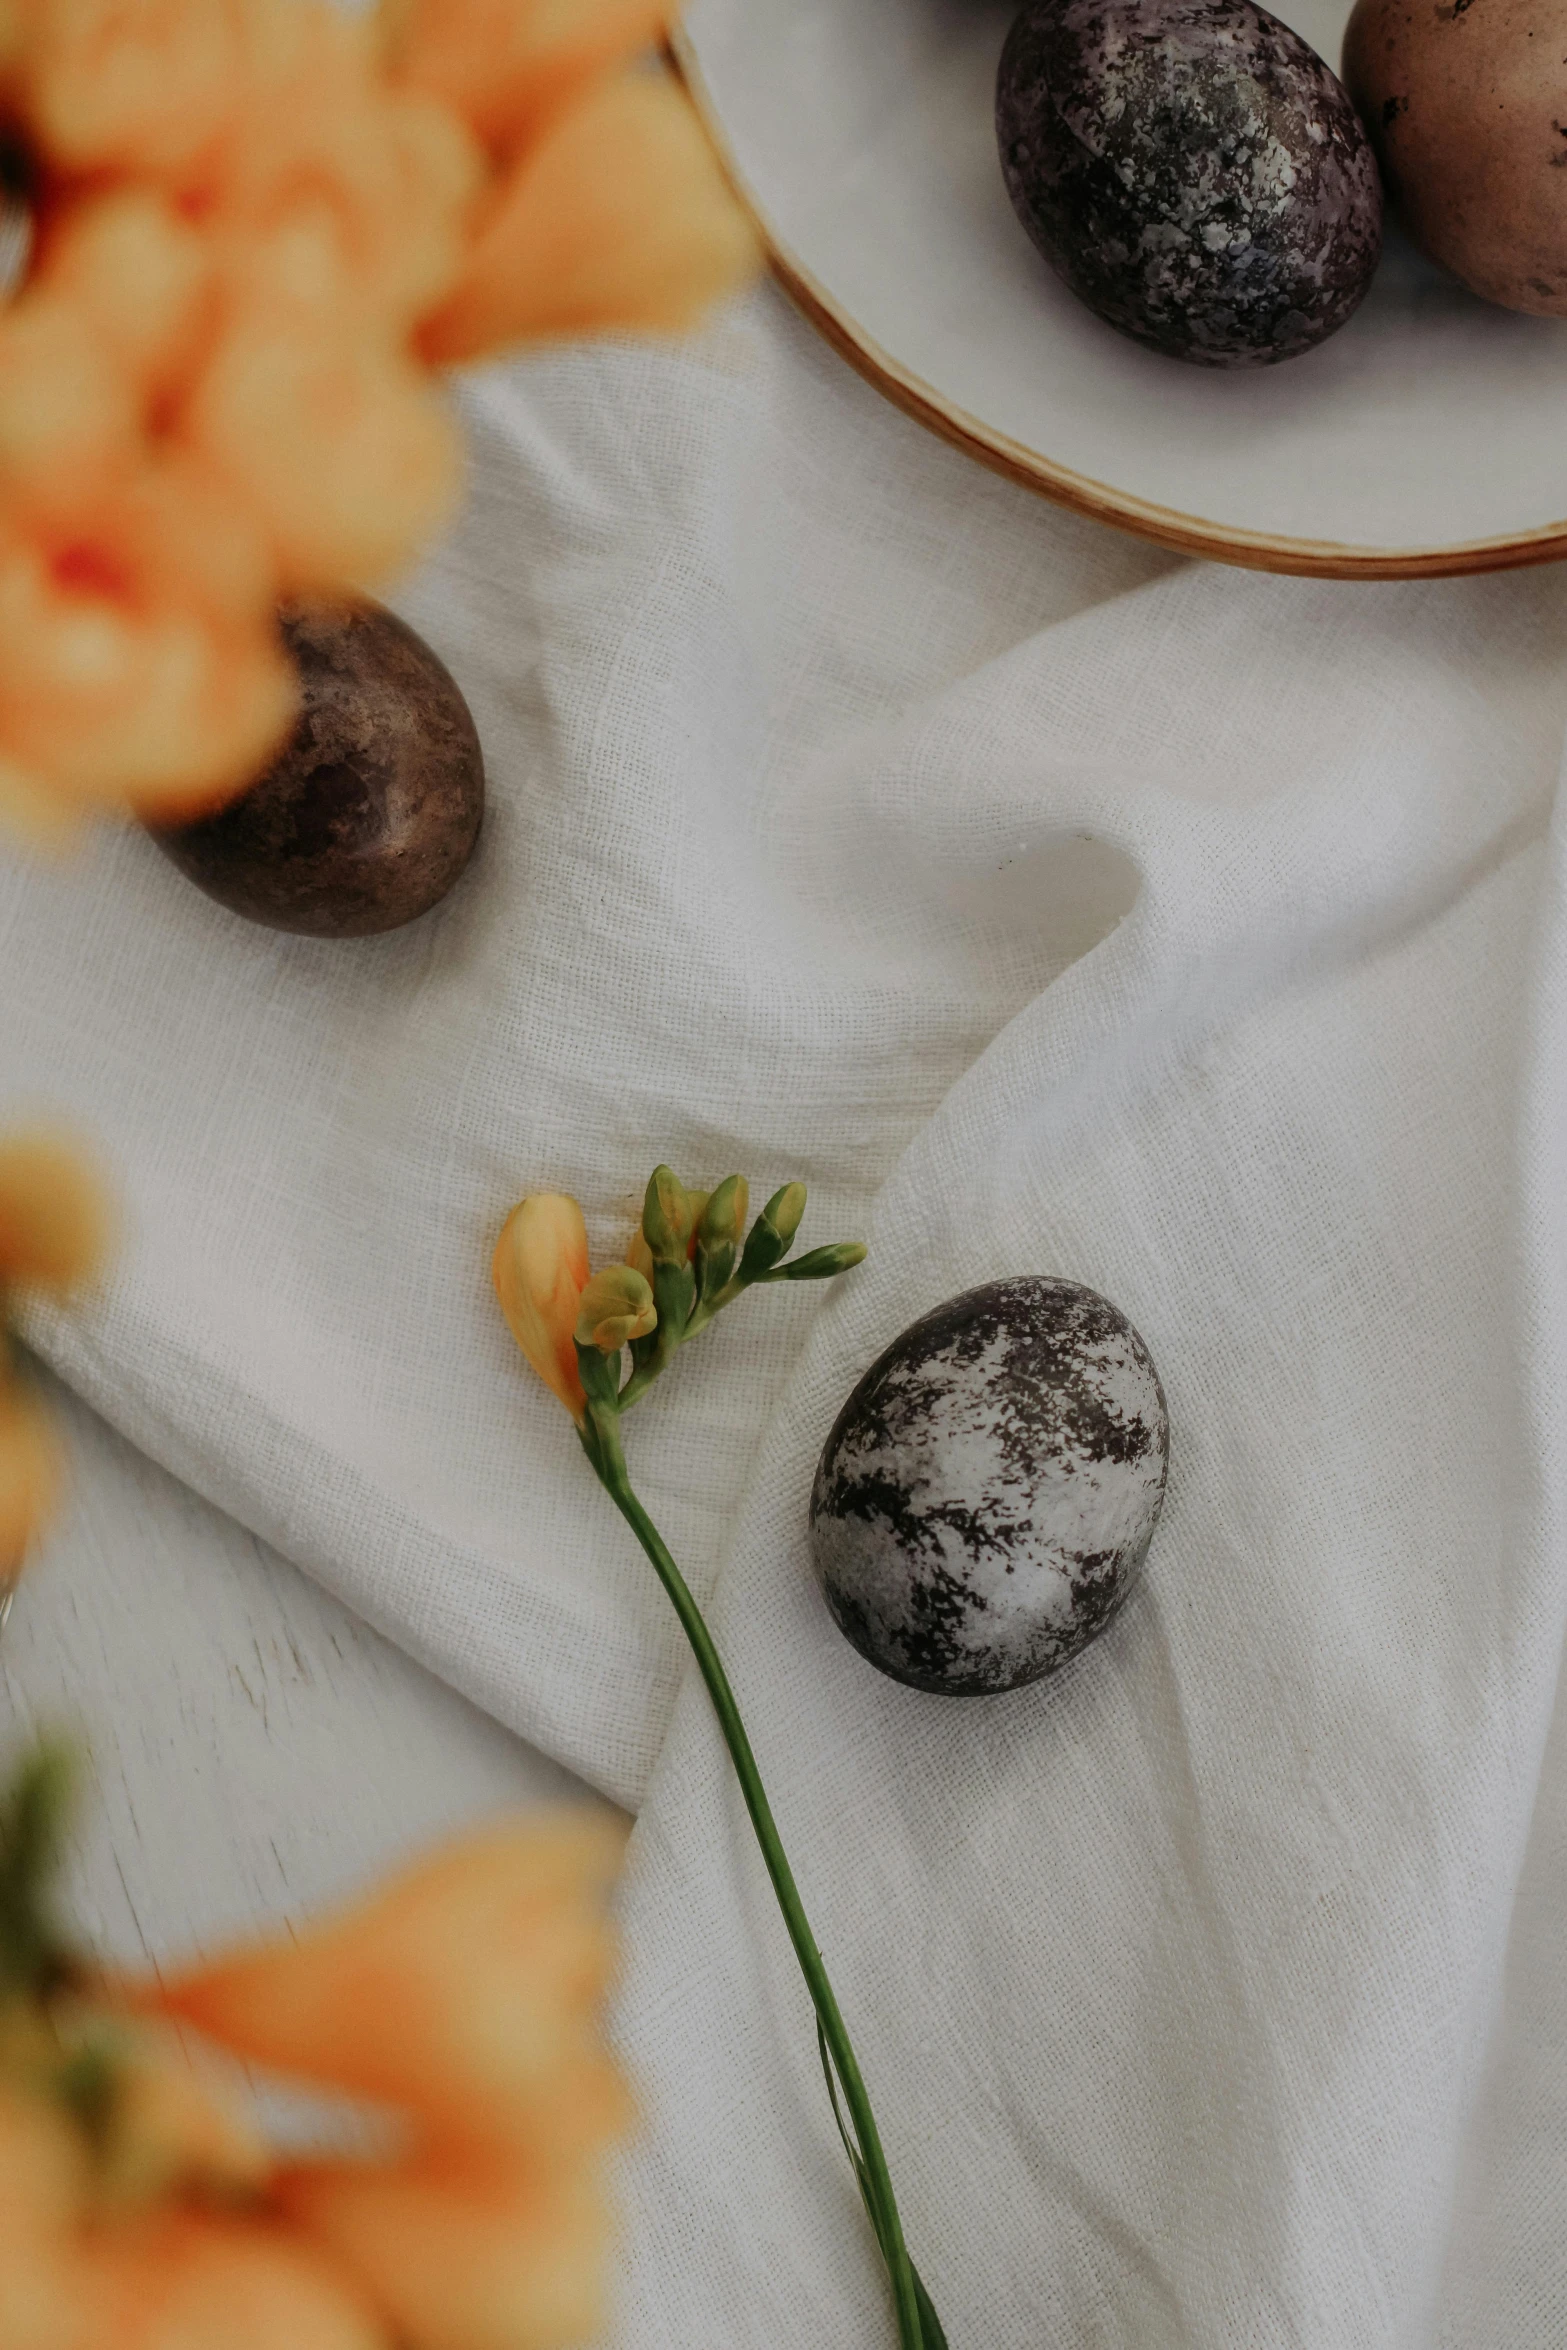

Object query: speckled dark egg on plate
[810,1277,1169,1695]
[996,0,1383,366]
[152,599,484,939]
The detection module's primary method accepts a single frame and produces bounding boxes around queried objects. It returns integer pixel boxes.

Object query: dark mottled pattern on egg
[154,600,484,938]
[809,1277,1169,1696]
[996,0,1382,366]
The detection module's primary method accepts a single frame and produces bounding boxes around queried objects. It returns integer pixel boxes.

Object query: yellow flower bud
[698,1176,747,1251]
[738,1181,808,1280]
[491,1195,590,1423]
[769,1183,807,1251]
[641,1166,691,1263]
[574,1266,656,1354]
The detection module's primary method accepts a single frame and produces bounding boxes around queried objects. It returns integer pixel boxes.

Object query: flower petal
[185,310,460,591]
[0,1133,111,1289]
[0,295,141,521]
[0,2083,90,2350]
[492,1196,591,1422]
[574,1265,655,1353]
[0,528,294,818]
[418,70,759,364]
[0,1378,64,1581]
[395,0,672,154]
[135,1817,629,2159]
[277,2150,611,2350]
[31,191,211,401]
[80,2212,389,2350]
[17,0,251,179]
[94,2037,271,2212]
[624,1227,654,1284]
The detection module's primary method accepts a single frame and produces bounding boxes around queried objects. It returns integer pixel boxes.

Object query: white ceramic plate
[675,0,1567,576]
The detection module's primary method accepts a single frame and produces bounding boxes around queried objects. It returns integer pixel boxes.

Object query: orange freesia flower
[0,1774,629,2350]
[119,1814,631,2350]
[0,0,757,838]
[494,1174,772,1418]
[492,1194,592,1422]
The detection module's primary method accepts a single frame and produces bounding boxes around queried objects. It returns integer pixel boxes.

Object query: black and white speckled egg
[809,1278,1168,1695]
[995,0,1383,366]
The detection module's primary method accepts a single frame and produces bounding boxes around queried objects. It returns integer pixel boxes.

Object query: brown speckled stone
[997,0,1383,366]
[154,600,484,938]
[1343,0,1567,316]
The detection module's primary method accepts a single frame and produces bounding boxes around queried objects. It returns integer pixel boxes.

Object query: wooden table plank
[0,1370,615,1971]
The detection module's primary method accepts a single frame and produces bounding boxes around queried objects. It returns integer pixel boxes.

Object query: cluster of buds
[0,1746,629,2350]
[492,1165,865,1438]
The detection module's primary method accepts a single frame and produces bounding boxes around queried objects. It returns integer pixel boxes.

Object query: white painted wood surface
[0,1368,614,1972]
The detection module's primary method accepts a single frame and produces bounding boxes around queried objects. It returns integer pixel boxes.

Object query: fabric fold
[1,285,1566,2338]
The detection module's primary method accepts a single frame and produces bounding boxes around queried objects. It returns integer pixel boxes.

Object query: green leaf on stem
[817,2018,949,2349]
[574,1338,623,1418]
[910,2264,951,2349]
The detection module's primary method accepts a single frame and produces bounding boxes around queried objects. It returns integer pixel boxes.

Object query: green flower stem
[582,1401,928,2350]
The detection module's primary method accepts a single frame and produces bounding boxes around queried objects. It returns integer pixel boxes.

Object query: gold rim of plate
[673,27,1567,581]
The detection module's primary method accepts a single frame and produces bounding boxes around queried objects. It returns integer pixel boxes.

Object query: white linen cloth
[3,286,1567,2343]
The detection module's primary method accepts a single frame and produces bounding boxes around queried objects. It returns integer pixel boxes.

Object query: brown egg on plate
[1343,0,1567,314]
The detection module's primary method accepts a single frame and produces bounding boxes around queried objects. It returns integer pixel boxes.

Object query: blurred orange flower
[0,1789,630,2350]
[0,1131,108,1580]
[0,0,757,838]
